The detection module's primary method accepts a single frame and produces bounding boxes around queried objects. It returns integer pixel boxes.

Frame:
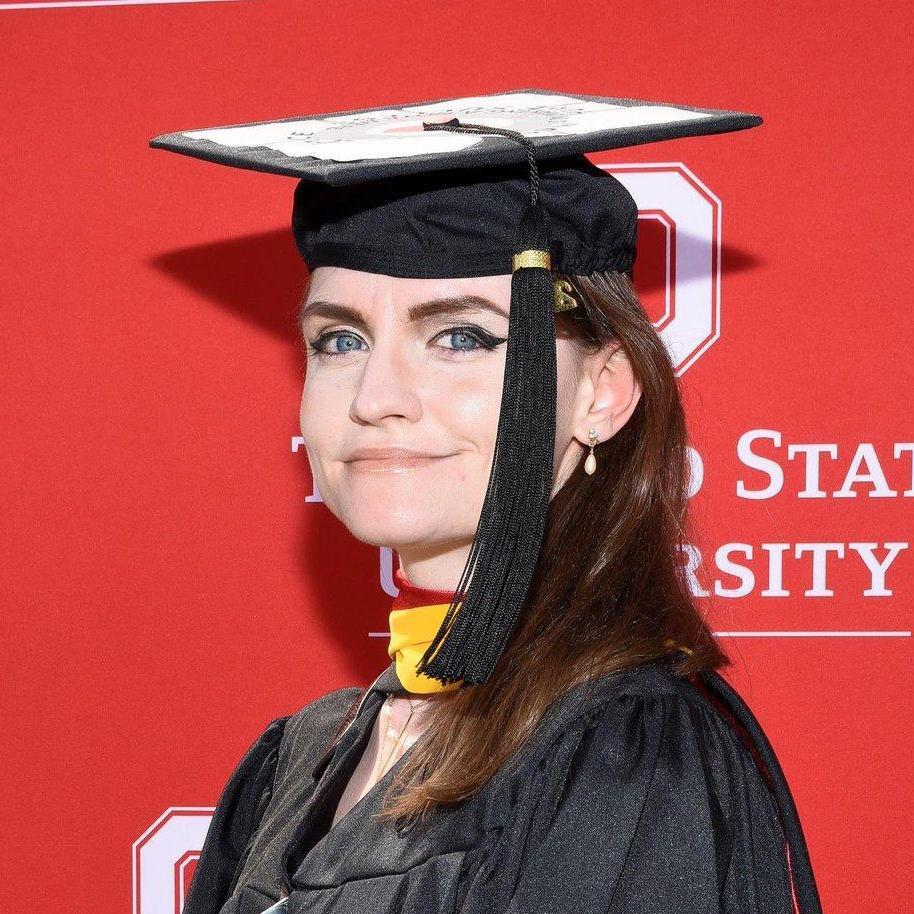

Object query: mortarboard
[149,88,762,690]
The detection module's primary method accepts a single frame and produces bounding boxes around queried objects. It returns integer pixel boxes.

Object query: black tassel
[415,119,557,687]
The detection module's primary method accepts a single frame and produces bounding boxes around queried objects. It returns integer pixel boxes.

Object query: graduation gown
[182,659,822,914]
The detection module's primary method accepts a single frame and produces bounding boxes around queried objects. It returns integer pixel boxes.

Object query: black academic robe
[182,660,822,914]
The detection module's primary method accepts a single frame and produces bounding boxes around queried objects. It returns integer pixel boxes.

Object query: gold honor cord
[388,603,464,694]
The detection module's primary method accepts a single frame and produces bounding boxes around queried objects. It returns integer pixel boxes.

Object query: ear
[572,342,641,449]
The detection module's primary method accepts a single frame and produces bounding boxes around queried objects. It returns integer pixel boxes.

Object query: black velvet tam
[149,88,761,279]
[289,155,640,278]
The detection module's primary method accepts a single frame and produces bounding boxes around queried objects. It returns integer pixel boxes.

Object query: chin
[339,506,466,552]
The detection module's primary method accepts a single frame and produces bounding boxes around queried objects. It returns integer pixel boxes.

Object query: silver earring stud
[584,427,599,475]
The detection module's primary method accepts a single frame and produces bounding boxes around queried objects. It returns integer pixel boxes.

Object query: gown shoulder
[182,685,364,914]
[504,663,799,914]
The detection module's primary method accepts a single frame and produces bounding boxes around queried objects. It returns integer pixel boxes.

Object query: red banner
[2,2,911,913]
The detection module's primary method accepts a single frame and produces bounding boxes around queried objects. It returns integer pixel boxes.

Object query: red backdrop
[2,2,911,913]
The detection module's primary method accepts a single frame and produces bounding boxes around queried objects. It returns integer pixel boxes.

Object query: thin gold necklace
[371,695,430,781]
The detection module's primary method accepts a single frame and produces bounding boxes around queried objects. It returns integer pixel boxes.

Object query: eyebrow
[298,294,509,334]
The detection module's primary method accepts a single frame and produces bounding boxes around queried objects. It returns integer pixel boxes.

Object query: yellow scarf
[387,602,463,693]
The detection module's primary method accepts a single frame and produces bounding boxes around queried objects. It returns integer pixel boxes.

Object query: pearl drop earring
[584,427,599,475]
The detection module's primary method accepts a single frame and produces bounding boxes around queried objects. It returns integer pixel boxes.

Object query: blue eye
[308,331,367,357]
[436,328,491,352]
[432,325,507,355]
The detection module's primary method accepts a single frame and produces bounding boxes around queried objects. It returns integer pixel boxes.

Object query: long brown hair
[312,270,729,822]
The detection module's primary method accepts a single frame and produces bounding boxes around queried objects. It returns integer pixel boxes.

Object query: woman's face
[299,267,637,567]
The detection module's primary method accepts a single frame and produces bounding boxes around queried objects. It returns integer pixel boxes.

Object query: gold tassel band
[512,249,578,313]
[512,249,551,271]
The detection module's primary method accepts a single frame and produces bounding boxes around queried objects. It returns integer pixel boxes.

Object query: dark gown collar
[310,567,458,778]
[372,660,408,696]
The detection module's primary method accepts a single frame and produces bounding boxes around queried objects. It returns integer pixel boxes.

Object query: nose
[349,336,422,425]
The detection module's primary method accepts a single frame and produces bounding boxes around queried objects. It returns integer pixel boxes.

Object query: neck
[391,550,467,598]
[391,565,457,610]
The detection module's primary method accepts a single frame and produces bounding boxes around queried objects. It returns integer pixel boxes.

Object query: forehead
[304,266,512,308]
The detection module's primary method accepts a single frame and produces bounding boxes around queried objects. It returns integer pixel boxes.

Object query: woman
[152,90,823,914]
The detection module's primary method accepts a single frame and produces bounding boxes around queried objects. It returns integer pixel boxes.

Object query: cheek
[298,379,341,490]
[298,381,318,442]
[449,386,495,428]
[299,363,350,427]
[426,365,503,454]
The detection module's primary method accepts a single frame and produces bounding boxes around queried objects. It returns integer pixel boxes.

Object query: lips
[345,448,452,473]
[346,447,445,461]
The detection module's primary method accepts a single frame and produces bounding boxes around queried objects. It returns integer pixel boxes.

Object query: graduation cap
[150,89,762,690]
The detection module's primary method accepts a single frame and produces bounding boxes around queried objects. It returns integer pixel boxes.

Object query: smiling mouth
[346,455,451,474]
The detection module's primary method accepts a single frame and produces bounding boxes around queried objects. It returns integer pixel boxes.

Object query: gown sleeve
[504,688,796,914]
[182,715,292,914]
